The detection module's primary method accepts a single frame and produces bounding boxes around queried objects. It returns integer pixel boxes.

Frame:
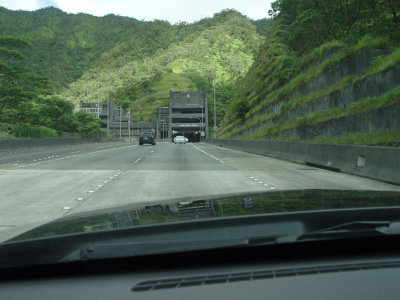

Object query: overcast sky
[0,0,274,23]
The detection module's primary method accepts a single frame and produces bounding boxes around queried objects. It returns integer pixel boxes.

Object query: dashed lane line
[133,157,143,164]
[0,144,137,172]
[63,170,123,216]
[249,175,277,190]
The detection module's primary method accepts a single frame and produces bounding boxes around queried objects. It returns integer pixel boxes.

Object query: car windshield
[0,0,399,266]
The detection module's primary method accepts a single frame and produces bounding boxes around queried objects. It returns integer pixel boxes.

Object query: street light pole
[213,72,216,139]
[119,108,122,139]
[161,119,165,142]
[137,116,140,138]
[128,109,131,143]
[119,101,130,140]
[106,89,110,136]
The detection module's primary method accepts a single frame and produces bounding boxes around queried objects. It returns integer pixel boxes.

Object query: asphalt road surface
[1,141,399,242]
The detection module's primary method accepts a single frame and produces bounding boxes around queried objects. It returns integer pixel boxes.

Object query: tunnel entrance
[172,131,201,143]
[158,91,209,142]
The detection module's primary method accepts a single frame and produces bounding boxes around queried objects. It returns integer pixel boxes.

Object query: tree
[235,99,250,121]
[74,110,104,138]
[29,96,77,132]
[269,0,400,52]
[0,35,50,121]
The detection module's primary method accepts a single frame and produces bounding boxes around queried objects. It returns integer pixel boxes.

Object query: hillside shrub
[13,125,58,138]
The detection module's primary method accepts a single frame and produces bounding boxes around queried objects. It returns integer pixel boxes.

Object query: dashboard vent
[132,260,400,292]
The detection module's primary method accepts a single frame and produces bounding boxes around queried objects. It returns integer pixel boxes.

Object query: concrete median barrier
[0,138,121,150]
[207,139,400,185]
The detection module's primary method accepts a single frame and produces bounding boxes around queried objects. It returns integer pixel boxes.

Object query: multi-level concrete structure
[79,90,208,142]
[166,91,209,142]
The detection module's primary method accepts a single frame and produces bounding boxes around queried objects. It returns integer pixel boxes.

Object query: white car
[174,136,186,144]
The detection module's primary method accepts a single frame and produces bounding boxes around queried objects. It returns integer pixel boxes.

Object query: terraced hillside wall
[221,47,400,144]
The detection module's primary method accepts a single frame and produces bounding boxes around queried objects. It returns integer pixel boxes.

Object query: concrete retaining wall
[207,139,400,185]
[0,138,121,150]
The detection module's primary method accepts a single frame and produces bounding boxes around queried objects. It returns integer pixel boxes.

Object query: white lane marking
[248,175,276,190]
[191,144,224,164]
[77,198,84,201]
[63,207,71,210]
[133,157,142,164]
[95,144,121,149]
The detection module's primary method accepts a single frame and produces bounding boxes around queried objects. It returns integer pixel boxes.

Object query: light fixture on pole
[128,109,131,143]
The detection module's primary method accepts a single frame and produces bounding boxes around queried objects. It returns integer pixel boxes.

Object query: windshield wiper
[245,221,400,246]
[296,220,400,241]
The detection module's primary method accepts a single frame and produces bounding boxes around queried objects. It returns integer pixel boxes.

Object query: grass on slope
[129,72,196,121]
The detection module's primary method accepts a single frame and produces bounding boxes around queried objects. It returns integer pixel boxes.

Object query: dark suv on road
[139,132,156,145]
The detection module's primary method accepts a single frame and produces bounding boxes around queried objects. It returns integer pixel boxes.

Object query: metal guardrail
[75,107,101,114]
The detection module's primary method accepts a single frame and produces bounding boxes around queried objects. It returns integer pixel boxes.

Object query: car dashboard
[1,234,400,299]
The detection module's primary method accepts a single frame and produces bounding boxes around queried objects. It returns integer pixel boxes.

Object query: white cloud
[0,0,274,23]
[0,0,41,11]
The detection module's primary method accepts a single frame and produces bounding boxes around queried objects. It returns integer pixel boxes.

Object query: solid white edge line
[191,144,224,164]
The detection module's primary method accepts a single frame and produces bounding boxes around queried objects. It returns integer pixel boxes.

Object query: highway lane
[1,141,399,242]
[0,142,127,170]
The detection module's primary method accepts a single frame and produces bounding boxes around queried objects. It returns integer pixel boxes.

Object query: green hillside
[219,0,400,146]
[0,7,270,123]
[0,7,272,136]
[61,10,266,121]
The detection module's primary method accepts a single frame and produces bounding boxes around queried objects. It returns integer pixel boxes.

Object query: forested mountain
[0,6,271,123]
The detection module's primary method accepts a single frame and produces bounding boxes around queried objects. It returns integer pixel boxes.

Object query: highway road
[1,141,400,242]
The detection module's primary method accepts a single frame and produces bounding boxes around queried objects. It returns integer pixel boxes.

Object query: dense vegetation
[0,7,271,137]
[0,6,272,138]
[0,35,105,138]
[219,0,400,145]
[58,9,269,123]
[268,0,400,51]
